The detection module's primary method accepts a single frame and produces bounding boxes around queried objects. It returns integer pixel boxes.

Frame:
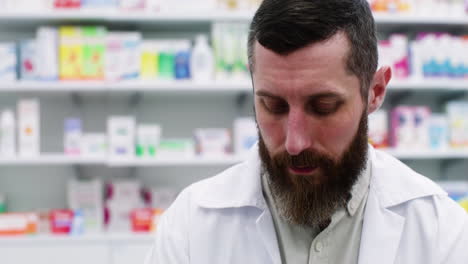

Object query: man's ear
[367,66,391,114]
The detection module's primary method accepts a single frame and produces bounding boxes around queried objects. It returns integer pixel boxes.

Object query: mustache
[272,149,335,169]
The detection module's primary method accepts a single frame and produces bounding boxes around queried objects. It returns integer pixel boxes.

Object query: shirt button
[315,241,323,252]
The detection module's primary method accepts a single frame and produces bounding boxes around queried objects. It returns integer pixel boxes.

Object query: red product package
[50,209,74,234]
[131,208,153,232]
[54,0,81,8]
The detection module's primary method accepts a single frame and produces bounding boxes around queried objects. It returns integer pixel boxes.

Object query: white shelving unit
[0,233,154,244]
[0,80,252,93]
[0,11,466,25]
[383,149,468,160]
[0,155,106,166]
[0,10,256,23]
[0,79,466,93]
[389,79,468,91]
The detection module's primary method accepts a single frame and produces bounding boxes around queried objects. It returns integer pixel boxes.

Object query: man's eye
[261,98,289,114]
[309,101,341,116]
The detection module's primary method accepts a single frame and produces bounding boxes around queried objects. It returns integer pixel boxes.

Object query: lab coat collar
[196,143,267,210]
[368,145,446,208]
[196,144,446,211]
[358,147,447,263]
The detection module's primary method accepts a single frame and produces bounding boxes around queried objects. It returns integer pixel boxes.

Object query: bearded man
[145,0,468,263]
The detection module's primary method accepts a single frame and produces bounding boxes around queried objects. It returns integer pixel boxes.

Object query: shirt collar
[345,157,372,216]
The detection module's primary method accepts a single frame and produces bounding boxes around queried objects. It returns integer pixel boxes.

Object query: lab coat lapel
[358,188,405,264]
[256,209,281,264]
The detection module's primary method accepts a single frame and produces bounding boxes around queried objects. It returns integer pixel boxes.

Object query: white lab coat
[145,145,468,264]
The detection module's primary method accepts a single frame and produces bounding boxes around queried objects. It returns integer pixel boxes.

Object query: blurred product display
[368,0,467,16]
[367,101,468,151]
[5,23,251,83]
[0,0,262,12]
[0,4,465,264]
[378,33,468,81]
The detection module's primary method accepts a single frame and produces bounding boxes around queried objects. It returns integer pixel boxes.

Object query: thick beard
[258,110,369,227]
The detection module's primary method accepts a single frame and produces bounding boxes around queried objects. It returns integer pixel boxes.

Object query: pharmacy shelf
[0,79,467,93]
[388,79,468,91]
[107,155,245,167]
[0,155,105,166]
[0,11,466,26]
[0,154,245,167]
[0,233,154,244]
[373,13,468,26]
[0,10,255,24]
[383,148,468,160]
[0,80,252,94]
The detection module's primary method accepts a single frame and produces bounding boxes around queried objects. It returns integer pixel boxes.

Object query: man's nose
[285,109,312,156]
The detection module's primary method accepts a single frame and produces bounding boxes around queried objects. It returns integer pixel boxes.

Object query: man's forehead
[253,32,351,66]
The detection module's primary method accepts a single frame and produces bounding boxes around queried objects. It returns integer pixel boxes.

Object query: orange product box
[0,213,38,236]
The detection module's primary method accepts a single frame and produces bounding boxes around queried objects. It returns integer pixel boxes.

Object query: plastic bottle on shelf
[158,41,176,80]
[0,193,5,213]
[0,109,16,157]
[190,34,215,82]
[174,40,191,80]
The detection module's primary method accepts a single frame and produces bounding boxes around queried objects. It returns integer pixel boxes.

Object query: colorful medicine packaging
[136,124,161,157]
[64,118,82,155]
[194,128,231,157]
[446,101,468,148]
[17,99,40,157]
[368,110,389,149]
[233,117,257,156]
[0,213,38,236]
[390,106,431,149]
[68,178,104,233]
[80,133,107,157]
[108,116,135,159]
[0,42,17,81]
[59,26,83,80]
[50,209,74,234]
[19,40,37,80]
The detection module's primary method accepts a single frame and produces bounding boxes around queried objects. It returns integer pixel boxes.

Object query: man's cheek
[318,120,358,153]
[258,121,284,151]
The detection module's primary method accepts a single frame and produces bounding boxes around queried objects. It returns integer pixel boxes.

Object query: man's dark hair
[247,0,378,99]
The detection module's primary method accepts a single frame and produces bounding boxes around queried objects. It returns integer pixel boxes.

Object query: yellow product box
[59,26,83,80]
[140,41,159,80]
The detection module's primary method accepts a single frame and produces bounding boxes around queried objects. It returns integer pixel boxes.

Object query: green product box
[82,26,106,80]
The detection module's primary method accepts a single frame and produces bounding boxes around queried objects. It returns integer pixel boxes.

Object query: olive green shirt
[261,160,371,264]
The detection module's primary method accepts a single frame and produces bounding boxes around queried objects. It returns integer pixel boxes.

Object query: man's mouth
[289,165,318,175]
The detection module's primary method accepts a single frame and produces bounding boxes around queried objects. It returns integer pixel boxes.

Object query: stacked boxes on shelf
[368,101,468,151]
[0,98,259,159]
[9,23,251,83]
[378,33,468,81]
[0,99,41,158]
[0,0,262,12]
[0,177,179,236]
[369,0,468,16]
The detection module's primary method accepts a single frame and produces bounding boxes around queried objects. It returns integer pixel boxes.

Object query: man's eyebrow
[307,92,345,101]
[255,91,346,101]
[255,90,283,99]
